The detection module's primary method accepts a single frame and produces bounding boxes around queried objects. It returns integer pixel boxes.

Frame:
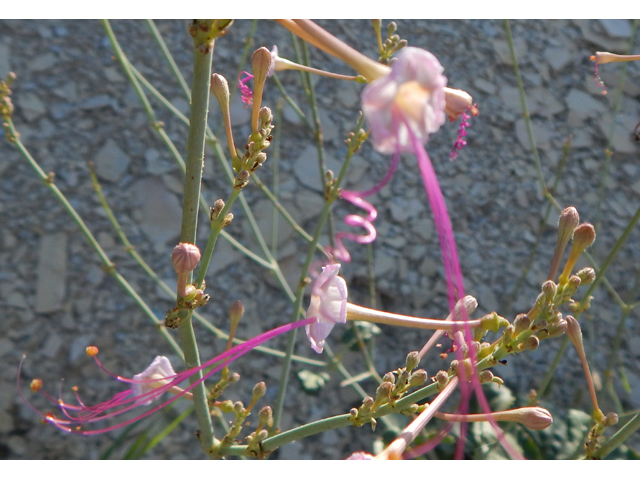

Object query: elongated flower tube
[305,263,348,354]
[19,318,316,435]
[268,45,360,81]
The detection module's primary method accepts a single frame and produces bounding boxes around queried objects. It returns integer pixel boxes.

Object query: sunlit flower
[346,451,376,460]
[131,356,178,406]
[361,47,447,154]
[305,263,348,354]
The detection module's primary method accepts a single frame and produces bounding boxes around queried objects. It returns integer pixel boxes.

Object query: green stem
[177,27,215,453]
[271,114,366,430]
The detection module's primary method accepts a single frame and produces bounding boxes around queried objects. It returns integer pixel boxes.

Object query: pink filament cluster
[19,317,315,435]
[238,71,254,105]
[593,62,607,95]
[449,111,471,160]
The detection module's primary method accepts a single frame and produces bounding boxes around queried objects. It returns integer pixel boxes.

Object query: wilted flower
[305,263,348,354]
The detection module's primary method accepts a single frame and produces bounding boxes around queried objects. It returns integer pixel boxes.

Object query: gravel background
[1,19,640,459]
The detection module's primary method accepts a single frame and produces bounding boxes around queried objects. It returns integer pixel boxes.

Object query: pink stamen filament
[449,111,471,160]
[19,317,316,435]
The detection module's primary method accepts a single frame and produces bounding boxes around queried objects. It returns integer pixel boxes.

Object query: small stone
[493,37,528,65]
[0,44,10,78]
[473,78,497,95]
[335,81,359,108]
[514,118,551,150]
[41,332,64,358]
[132,177,182,251]
[229,95,251,126]
[0,338,13,356]
[68,334,94,362]
[78,94,114,111]
[104,66,125,82]
[17,93,46,121]
[30,53,57,72]
[598,19,632,38]
[94,139,130,181]
[35,232,67,314]
[544,46,573,72]
[146,149,173,174]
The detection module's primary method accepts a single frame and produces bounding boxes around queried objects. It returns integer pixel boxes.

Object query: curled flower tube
[19,318,316,435]
[305,263,348,354]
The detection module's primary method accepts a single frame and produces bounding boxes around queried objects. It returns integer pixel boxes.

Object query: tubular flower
[305,263,348,354]
[19,318,315,435]
[361,47,447,154]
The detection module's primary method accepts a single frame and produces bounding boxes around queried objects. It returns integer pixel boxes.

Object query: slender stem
[504,20,547,194]
[271,114,366,430]
[177,27,216,453]
[145,19,191,99]
[271,73,313,131]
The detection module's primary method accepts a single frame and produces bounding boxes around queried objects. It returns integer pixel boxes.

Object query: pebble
[30,53,57,72]
[0,43,10,78]
[131,177,182,251]
[34,232,67,314]
[544,46,574,72]
[94,138,131,182]
[17,92,46,121]
[598,19,633,39]
[492,37,528,65]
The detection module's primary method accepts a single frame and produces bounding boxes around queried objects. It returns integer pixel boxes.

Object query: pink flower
[346,451,375,460]
[305,263,348,354]
[361,47,447,154]
[131,356,177,406]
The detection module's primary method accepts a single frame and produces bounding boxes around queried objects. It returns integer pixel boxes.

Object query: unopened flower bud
[541,280,557,302]
[576,267,596,285]
[234,170,250,189]
[605,412,619,426]
[546,319,568,338]
[256,429,268,442]
[559,223,596,284]
[234,401,245,414]
[513,314,531,336]
[171,243,201,274]
[252,47,273,85]
[408,369,428,388]
[221,213,234,228]
[498,406,553,430]
[549,207,580,281]
[86,345,99,357]
[228,372,241,383]
[448,359,459,376]
[258,405,273,426]
[405,351,420,372]
[565,315,582,346]
[252,382,266,402]
[220,399,234,412]
[436,370,449,390]
[230,300,244,325]
[522,335,539,351]
[502,324,515,344]
[30,379,43,392]
[397,370,410,386]
[362,396,374,409]
[382,372,395,384]
[258,106,273,126]
[375,381,393,401]
[210,73,230,106]
[210,199,225,221]
[479,370,494,384]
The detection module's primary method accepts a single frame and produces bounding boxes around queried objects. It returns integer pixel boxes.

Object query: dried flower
[305,263,348,354]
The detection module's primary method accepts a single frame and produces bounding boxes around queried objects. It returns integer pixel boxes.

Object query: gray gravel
[1,19,640,459]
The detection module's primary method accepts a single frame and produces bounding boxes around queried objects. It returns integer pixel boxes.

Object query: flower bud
[480,312,510,332]
[210,199,225,221]
[230,300,244,325]
[541,280,557,302]
[565,315,582,346]
[219,399,234,413]
[559,223,596,284]
[405,351,420,372]
[479,370,494,384]
[234,170,250,189]
[576,267,596,285]
[498,406,553,430]
[549,207,580,281]
[382,372,395,384]
[252,382,266,403]
[605,412,619,426]
[513,314,531,336]
[375,381,393,401]
[221,213,234,228]
[210,73,230,106]
[252,47,273,85]
[435,370,449,390]
[171,243,201,274]
[233,401,245,414]
[522,335,539,351]
[259,106,273,126]
[448,359,459,376]
[258,405,273,426]
[228,372,241,383]
[546,319,568,338]
[408,369,428,388]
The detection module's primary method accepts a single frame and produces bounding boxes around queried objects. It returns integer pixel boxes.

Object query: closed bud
[397,370,410,386]
[522,335,539,351]
[565,315,582,345]
[497,406,553,430]
[252,47,273,85]
[219,399,234,412]
[171,243,201,274]
[436,370,449,390]
[210,73,230,106]
[408,369,428,388]
[572,223,596,253]
[228,372,241,383]
[448,360,459,376]
[502,324,515,344]
[233,401,245,414]
[576,267,596,285]
[541,280,557,302]
[258,405,272,425]
[221,213,234,228]
[252,382,267,402]
[513,314,531,336]
[549,207,580,281]
[405,351,420,372]
[210,199,225,221]
[230,300,244,325]
[256,429,268,442]
[480,312,510,332]
[479,370,494,384]
[605,412,619,426]
[362,396,374,409]
[375,381,393,401]
[258,106,273,126]
[382,372,395,383]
